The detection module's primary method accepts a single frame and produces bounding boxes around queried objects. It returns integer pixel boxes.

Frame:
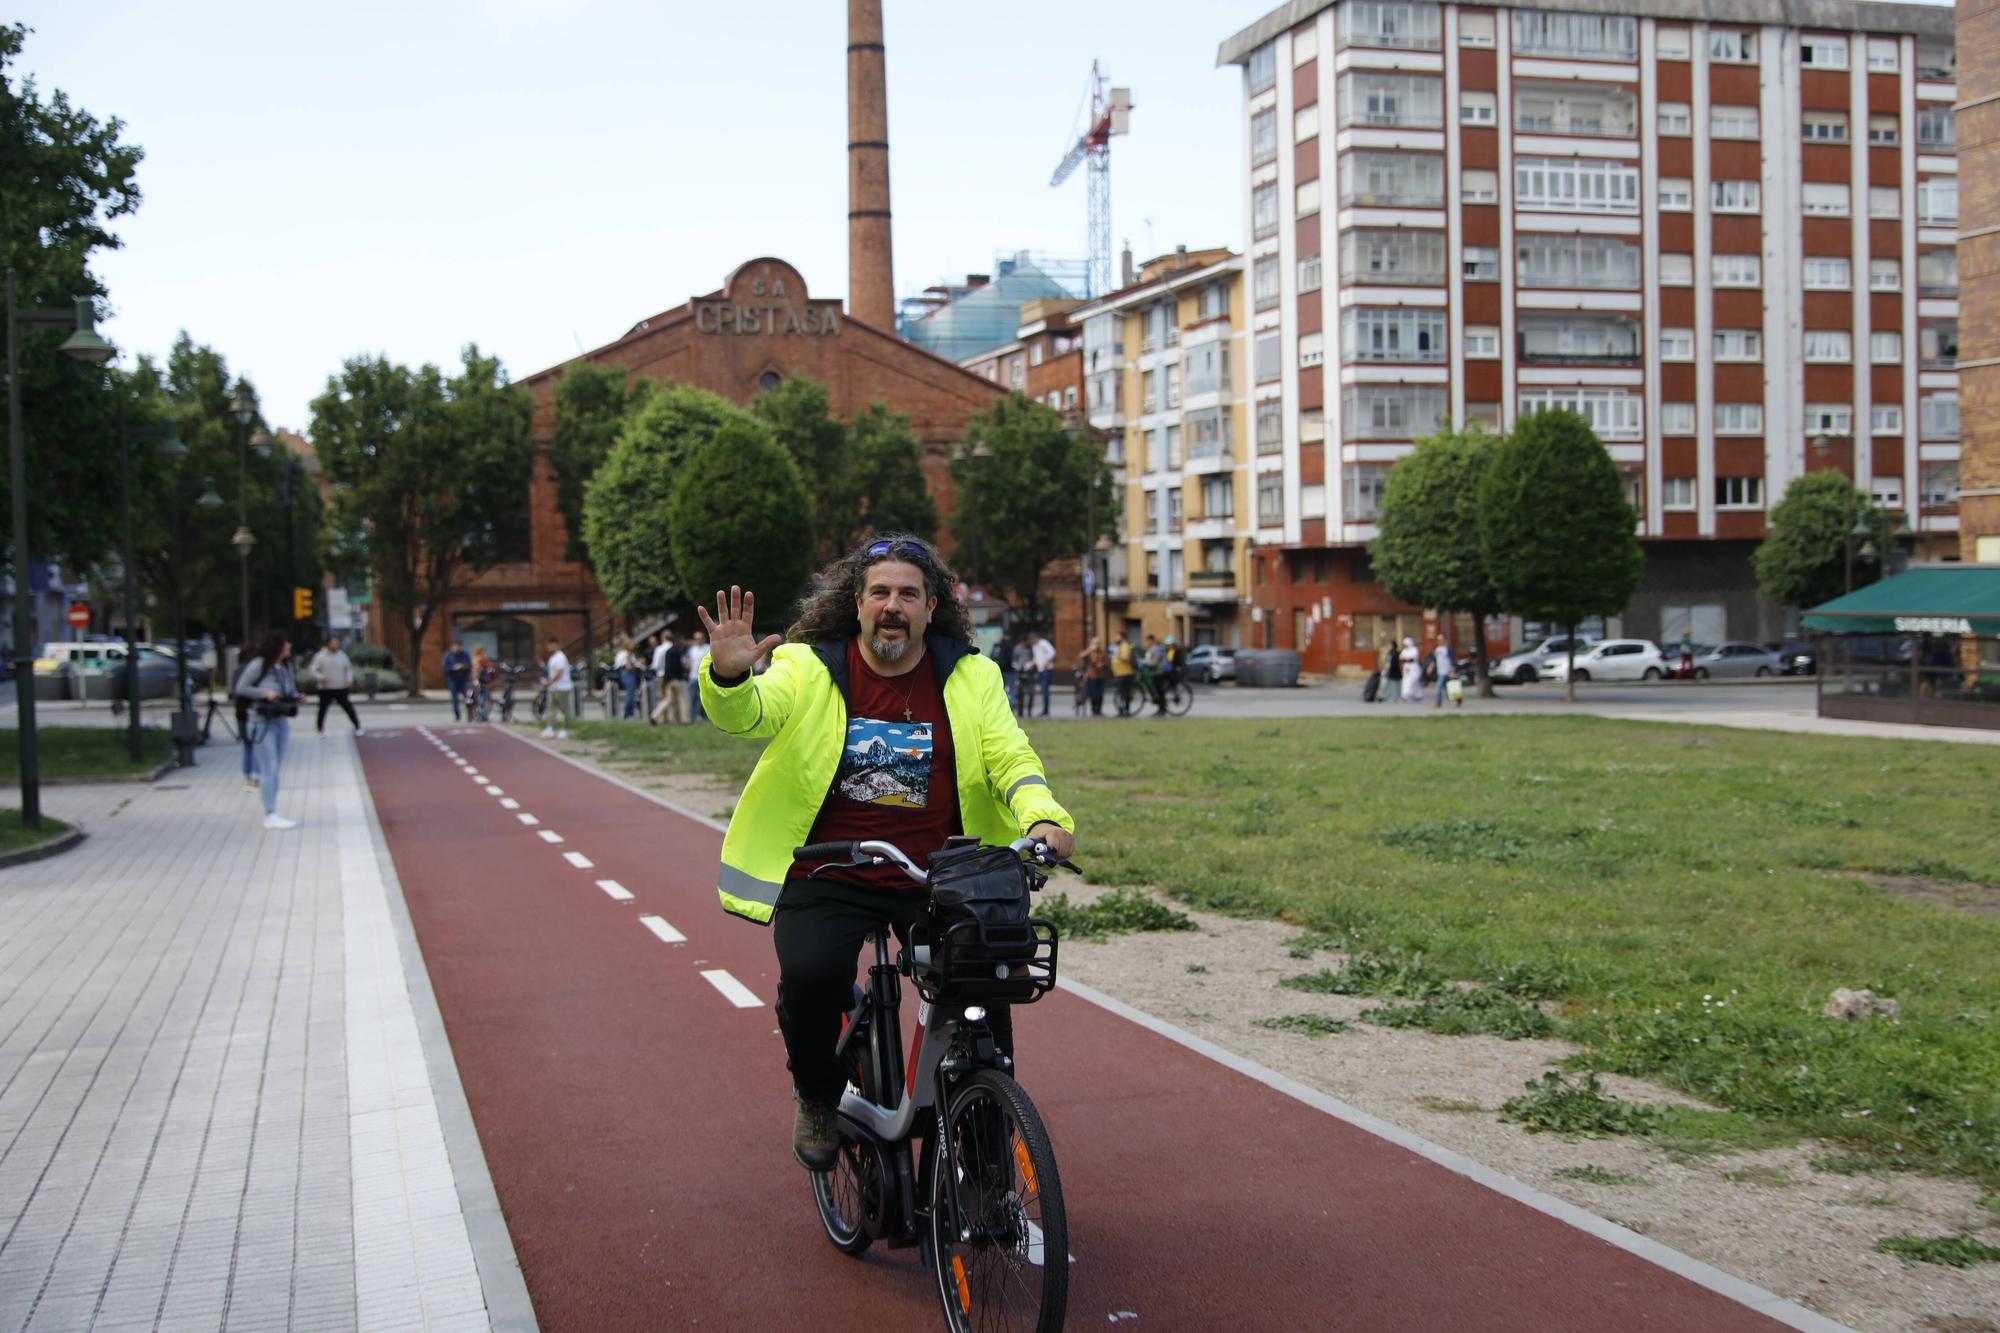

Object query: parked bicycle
[794,833,1069,1333]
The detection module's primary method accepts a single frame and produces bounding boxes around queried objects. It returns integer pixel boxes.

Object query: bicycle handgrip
[794,841,856,861]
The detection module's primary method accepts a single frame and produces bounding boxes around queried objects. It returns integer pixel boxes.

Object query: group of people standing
[1373,637,1463,709]
[441,630,712,736]
[995,629,1185,719]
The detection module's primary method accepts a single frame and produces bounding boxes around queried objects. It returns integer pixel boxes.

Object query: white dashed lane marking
[500,799,520,810]
[562,851,594,869]
[700,970,761,1008]
[536,830,564,844]
[596,880,634,902]
[516,813,539,826]
[638,915,686,944]
[484,785,503,796]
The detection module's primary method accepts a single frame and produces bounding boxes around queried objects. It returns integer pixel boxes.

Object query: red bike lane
[358,724,1800,1332]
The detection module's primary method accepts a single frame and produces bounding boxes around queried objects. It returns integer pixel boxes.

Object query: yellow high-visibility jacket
[699,634,1074,924]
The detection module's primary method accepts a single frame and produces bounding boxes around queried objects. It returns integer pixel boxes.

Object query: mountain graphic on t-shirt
[838,718,932,807]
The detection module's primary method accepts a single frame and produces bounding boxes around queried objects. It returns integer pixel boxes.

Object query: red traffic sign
[65,603,90,629]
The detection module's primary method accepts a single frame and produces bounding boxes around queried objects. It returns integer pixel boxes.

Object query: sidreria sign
[1893,616,1973,634]
[695,264,841,338]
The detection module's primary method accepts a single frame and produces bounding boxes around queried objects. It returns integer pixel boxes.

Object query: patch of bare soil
[1048,878,2000,1333]
[1860,873,2000,917]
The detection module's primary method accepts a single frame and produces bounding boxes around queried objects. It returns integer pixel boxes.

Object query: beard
[869,615,917,662]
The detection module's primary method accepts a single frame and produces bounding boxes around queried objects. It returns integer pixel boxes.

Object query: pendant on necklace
[903,707,913,722]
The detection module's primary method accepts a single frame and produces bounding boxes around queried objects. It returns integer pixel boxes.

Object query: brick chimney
[847,0,895,329]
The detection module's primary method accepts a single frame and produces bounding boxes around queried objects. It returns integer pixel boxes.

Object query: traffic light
[293,586,314,620]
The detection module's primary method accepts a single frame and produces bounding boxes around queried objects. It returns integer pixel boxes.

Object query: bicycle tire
[811,1022,885,1255]
[929,1068,1067,1333]
[1166,680,1194,716]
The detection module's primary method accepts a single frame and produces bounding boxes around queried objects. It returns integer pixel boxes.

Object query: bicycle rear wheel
[929,1069,1067,1333]
[811,1013,889,1255]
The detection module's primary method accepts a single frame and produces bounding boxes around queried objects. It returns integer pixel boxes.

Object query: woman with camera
[234,633,301,830]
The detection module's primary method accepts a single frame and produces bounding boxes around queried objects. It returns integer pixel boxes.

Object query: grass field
[569,713,2000,1185]
[0,809,74,855]
[0,727,174,780]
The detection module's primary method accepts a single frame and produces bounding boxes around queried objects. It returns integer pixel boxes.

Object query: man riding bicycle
[697,535,1076,1171]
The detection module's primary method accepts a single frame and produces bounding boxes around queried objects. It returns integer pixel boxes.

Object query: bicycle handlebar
[792,835,1066,886]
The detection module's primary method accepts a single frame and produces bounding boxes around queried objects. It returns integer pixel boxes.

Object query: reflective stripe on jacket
[698,633,1074,925]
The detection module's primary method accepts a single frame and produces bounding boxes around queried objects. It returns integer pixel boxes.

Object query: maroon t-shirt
[793,640,959,890]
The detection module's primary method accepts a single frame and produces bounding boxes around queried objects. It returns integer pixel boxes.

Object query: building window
[1802,111,1849,143]
[1869,185,1900,218]
[1460,90,1497,125]
[1185,340,1231,395]
[1344,464,1394,520]
[1201,283,1229,320]
[1336,71,1445,128]
[1871,331,1903,362]
[1248,42,1277,94]
[1461,246,1499,280]
[1299,407,1325,443]
[1298,331,1326,368]
[1342,307,1446,363]
[1917,105,1956,150]
[1713,329,1762,360]
[1712,254,1761,288]
[1920,247,1958,295]
[1661,401,1695,434]
[1257,471,1284,525]
[1513,157,1640,214]
[1659,328,1694,360]
[1166,423,1182,465]
[1337,1,1443,51]
[1801,35,1849,68]
[1803,330,1851,362]
[1465,401,1501,428]
[1341,151,1446,207]
[1711,106,1759,139]
[1919,392,1959,439]
[1920,320,1958,368]
[1514,82,1637,137]
[1251,109,1278,166]
[1711,179,1760,213]
[1294,25,1319,63]
[1516,234,1640,289]
[1716,475,1763,508]
[1917,177,1958,224]
[1872,403,1904,435]
[1253,256,1281,311]
[1803,257,1851,290]
[1659,253,1693,285]
[1710,30,1757,62]
[1916,39,1955,82]
[1871,475,1903,509]
[1801,183,1849,216]
[1867,115,1902,148]
[1294,104,1320,142]
[1658,178,1692,211]
[1297,254,1323,292]
[1167,488,1183,533]
[1867,36,1899,71]
[1805,403,1853,434]
[1870,258,1902,291]
[1657,27,1690,60]
[1920,462,1958,508]
[1202,475,1234,518]
[1519,316,1639,362]
[1463,326,1499,358]
[1252,183,1279,240]
[1714,402,1764,435]
[1460,169,1498,204]
[1341,385,1447,439]
[1256,398,1282,453]
[1657,102,1690,135]
[1255,332,1281,383]
[1165,363,1181,408]
[1518,387,1642,438]
[1142,368,1159,412]
[1144,489,1159,530]
[1458,10,1495,46]
[1511,11,1636,59]
[1662,477,1696,509]
[1296,179,1322,216]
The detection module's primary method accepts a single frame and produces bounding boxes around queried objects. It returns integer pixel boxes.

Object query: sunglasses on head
[864,539,930,561]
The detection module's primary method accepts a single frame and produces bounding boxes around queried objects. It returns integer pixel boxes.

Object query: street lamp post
[116,410,181,764]
[1844,501,1875,595]
[226,390,263,674]
[6,269,116,828]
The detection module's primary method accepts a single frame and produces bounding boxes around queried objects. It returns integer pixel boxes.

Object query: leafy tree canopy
[668,418,815,625]
[1477,409,1643,631]
[0,23,145,572]
[1753,469,1893,609]
[751,376,936,561]
[582,383,755,618]
[311,345,535,693]
[548,360,652,568]
[949,393,1119,621]
[1372,422,1503,693]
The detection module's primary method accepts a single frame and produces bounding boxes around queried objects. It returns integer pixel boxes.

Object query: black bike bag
[917,843,1055,1003]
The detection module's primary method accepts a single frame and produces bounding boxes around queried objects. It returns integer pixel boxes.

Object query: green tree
[581,383,755,618]
[1372,423,1503,697]
[1477,409,1644,701]
[0,23,144,573]
[949,393,1119,621]
[1753,469,1892,610]
[547,360,652,568]
[668,419,814,625]
[750,376,936,560]
[311,345,535,695]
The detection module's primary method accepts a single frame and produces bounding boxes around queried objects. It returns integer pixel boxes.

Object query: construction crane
[1049,63,1133,298]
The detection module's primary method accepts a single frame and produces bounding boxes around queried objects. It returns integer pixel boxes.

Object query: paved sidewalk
[0,730,530,1332]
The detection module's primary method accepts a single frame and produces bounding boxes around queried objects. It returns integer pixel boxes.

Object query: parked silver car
[1541,639,1668,682]
[1184,645,1235,682]
[1674,641,1784,679]
[1489,636,1598,685]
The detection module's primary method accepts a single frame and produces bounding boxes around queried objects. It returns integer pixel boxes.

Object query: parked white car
[1540,639,1668,683]
[1489,636,1598,685]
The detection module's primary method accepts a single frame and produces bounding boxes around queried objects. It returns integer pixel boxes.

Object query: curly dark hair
[787,534,974,645]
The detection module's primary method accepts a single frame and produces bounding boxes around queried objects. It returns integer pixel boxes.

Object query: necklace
[891,668,920,723]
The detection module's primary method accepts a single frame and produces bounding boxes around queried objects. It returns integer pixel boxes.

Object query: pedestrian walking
[1030,629,1056,717]
[650,630,688,725]
[1677,628,1696,680]
[684,630,710,722]
[1432,639,1456,709]
[308,636,364,735]
[1110,637,1137,716]
[1378,641,1399,702]
[615,635,640,719]
[1399,637,1424,704]
[442,640,472,720]
[235,633,301,830]
[1080,636,1108,716]
[540,636,573,739]
[1010,635,1034,716]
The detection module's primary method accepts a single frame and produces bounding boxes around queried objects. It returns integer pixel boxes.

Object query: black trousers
[773,877,1014,1106]
[316,688,360,732]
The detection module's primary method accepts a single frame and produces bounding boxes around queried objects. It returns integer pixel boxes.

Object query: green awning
[1802,565,2000,634]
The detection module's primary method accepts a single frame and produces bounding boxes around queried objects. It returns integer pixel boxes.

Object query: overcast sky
[16,0,1282,432]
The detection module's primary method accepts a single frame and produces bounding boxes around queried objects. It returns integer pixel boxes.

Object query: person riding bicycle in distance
[696,535,1077,1171]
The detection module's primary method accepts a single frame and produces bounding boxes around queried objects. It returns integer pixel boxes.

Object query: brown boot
[792,1094,840,1170]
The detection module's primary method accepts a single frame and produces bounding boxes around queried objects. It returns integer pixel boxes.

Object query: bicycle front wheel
[929,1069,1067,1333]
[1166,681,1195,716]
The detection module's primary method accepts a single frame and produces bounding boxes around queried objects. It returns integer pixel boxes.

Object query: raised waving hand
[695,585,782,679]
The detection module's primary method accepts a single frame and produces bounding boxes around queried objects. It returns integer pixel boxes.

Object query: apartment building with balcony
[1219,0,1962,671]
[1069,249,1253,648]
